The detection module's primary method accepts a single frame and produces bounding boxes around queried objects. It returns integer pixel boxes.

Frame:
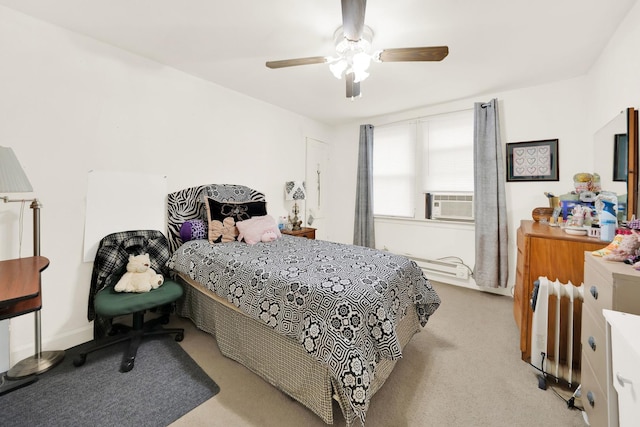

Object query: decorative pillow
[205,197,268,243]
[209,217,239,243]
[179,219,207,242]
[236,215,282,245]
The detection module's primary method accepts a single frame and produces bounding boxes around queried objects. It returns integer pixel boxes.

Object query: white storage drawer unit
[581,254,640,426]
[603,309,640,427]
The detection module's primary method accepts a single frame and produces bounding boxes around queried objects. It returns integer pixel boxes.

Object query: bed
[166,184,441,426]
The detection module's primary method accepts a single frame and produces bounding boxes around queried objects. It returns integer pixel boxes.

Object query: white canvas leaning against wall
[83,170,167,262]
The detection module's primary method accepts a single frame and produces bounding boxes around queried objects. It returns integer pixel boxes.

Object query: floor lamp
[0,146,64,378]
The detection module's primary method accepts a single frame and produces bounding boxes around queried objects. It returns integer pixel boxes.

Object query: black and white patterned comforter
[168,235,440,424]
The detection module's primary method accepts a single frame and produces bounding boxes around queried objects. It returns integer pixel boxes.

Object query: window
[373,110,474,218]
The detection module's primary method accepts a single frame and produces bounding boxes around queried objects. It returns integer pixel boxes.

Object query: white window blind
[373,124,416,217]
[421,111,474,192]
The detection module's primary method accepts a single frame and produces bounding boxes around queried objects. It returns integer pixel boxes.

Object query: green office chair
[74,230,184,372]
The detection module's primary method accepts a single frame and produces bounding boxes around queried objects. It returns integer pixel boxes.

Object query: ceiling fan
[265,0,449,99]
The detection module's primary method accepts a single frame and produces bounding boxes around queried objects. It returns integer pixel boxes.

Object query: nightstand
[281,227,316,239]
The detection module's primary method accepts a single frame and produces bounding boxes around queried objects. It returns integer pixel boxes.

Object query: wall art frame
[506,139,559,182]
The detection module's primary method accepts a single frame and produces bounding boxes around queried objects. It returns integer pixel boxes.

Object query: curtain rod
[374,106,474,128]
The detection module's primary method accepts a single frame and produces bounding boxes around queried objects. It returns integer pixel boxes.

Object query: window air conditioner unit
[427,193,474,222]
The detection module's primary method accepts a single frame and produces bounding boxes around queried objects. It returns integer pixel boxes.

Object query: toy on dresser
[568,204,591,227]
[601,231,640,267]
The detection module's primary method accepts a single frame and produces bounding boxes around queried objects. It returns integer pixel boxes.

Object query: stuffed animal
[114,253,164,293]
[260,230,278,243]
[603,232,640,262]
[236,215,282,245]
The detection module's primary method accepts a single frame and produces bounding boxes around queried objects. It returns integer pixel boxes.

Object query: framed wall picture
[613,133,628,182]
[506,139,559,182]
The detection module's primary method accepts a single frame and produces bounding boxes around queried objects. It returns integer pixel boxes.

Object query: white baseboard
[426,271,513,297]
[10,324,93,366]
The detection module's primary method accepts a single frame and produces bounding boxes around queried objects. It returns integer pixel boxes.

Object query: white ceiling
[0,0,636,125]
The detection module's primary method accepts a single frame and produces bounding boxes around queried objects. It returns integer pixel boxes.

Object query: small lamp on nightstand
[285,181,306,231]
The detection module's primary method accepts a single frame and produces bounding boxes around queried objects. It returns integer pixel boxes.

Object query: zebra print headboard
[167,184,266,253]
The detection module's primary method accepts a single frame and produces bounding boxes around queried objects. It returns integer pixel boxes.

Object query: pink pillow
[236,215,282,245]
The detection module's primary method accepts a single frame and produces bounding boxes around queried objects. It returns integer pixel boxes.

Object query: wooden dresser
[514,220,605,365]
[581,254,640,427]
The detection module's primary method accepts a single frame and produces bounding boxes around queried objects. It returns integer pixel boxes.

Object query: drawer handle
[616,372,633,387]
[588,336,596,351]
[587,391,595,407]
[590,286,598,300]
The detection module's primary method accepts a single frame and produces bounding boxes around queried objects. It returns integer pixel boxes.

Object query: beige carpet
[168,282,587,427]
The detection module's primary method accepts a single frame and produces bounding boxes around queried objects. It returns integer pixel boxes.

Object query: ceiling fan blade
[341,0,366,41]
[378,46,449,62]
[266,56,328,69]
[346,72,361,98]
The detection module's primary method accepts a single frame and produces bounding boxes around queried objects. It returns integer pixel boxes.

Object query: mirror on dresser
[593,107,638,220]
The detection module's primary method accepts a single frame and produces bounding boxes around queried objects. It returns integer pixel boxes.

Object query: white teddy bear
[114,253,164,293]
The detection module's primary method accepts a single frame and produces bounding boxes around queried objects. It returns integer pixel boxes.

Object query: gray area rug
[0,336,219,426]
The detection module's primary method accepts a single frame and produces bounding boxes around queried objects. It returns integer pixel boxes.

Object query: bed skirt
[175,273,421,426]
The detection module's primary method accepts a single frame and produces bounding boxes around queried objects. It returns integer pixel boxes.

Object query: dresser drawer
[581,304,607,390]
[581,354,608,427]
[583,262,613,314]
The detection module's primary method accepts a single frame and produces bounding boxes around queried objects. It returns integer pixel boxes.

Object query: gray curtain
[353,124,375,248]
[474,99,508,288]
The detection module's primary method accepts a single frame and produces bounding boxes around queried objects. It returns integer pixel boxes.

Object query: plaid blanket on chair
[87,230,171,337]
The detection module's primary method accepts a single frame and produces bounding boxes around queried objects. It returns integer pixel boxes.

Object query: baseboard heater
[404,255,469,280]
[530,277,583,388]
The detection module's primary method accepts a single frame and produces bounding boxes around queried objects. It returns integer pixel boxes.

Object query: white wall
[0,6,333,364]
[328,0,640,294]
[586,0,640,130]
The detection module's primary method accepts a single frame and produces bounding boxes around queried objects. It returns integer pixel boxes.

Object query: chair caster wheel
[121,358,135,372]
[73,354,87,367]
[108,324,126,336]
[175,332,184,342]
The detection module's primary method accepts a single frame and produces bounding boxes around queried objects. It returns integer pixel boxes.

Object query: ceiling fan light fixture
[329,55,371,82]
[329,59,348,79]
[329,25,374,83]
[352,67,369,83]
[334,25,372,50]
[352,51,371,71]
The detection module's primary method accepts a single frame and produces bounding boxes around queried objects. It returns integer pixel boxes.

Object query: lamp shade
[0,147,33,193]
[285,181,306,201]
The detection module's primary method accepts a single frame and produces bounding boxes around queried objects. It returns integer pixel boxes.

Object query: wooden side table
[0,256,64,395]
[282,227,316,239]
[0,256,48,395]
[0,256,48,320]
